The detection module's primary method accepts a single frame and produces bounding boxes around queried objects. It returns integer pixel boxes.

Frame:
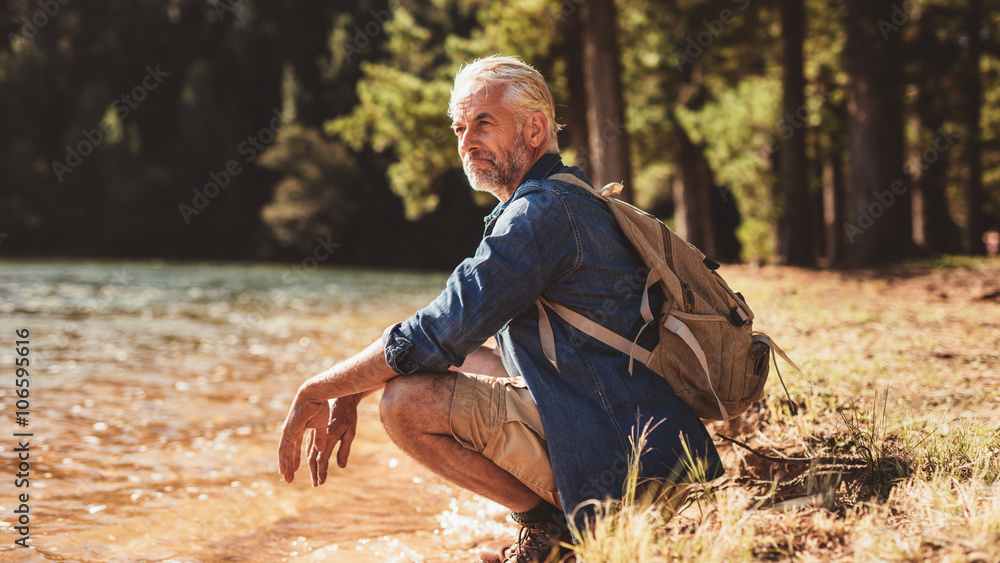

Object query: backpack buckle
[729,306,749,327]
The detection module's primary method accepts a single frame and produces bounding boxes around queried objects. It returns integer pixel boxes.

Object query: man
[277,56,723,562]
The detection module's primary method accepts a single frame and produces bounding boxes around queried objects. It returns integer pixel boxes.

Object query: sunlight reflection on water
[0,259,516,562]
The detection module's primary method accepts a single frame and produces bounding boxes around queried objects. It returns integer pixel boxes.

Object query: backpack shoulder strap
[537,295,654,367]
[547,172,623,197]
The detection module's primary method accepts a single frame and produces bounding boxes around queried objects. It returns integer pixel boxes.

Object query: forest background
[1,0,998,269]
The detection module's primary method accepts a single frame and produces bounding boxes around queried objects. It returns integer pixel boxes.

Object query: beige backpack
[536,173,798,421]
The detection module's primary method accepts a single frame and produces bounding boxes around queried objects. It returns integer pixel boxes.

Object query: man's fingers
[306,430,319,487]
[308,448,320,487]
[277,399,328,484]
[277,422,303,482]
[313,428,328,454]
[278,432,302,483]
[307,427,332,487]
[336,425,356,469]
[315,430,337,485]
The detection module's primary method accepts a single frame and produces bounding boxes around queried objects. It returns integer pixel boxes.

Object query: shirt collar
[483,152,563,226]
[519,152,563,185]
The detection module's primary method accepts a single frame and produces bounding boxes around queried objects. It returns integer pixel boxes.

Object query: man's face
[450,81,532,200]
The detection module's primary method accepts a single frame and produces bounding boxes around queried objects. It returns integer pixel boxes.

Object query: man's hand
[277,396,330,484]
[308,394,361,486]
[275,339,396,485]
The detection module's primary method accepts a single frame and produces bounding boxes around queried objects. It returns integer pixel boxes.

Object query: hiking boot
[479,521,574,563]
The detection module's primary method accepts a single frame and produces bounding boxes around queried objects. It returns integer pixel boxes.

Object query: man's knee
[379,373,455,436]
[379,375,411,425]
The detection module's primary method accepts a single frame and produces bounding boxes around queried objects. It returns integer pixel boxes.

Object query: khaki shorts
[449,367,560,508]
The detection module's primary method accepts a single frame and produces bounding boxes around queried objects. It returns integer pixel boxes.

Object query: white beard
[463,137,532,197]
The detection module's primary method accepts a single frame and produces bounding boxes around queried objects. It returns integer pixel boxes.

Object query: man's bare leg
[379,373,544,513]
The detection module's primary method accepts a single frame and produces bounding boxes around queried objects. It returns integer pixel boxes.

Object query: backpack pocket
[651,310,756,420]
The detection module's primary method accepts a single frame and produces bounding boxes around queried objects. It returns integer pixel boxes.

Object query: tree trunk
[780,0,812,265]
[910,92,961,254]
[710,182,743,263]
[909,11,962,254]
[770,148,785,261]
[671,117,717,257]
[842,0,911,265]
[964,0,986,254]
[559,12,592,179]
[822,133,845,265]
[580,0,633,201]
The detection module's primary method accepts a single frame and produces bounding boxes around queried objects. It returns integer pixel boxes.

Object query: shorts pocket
[481,380,558,497]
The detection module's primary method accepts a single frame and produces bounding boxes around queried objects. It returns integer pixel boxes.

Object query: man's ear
[524,111,548,149]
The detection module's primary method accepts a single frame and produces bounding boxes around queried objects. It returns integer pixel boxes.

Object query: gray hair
[449,55,561,152]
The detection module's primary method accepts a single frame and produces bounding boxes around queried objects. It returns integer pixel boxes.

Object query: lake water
[0,259,518,562]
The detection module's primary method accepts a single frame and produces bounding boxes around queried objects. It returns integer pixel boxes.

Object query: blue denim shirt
[383,153,723,520]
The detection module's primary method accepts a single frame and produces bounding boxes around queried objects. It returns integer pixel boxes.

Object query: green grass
[907,254,997,270]
[569,263,1000,562]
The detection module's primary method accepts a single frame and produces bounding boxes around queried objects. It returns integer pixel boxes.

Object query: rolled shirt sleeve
[383,189,579,376]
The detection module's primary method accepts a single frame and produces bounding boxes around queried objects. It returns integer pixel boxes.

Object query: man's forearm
[295,339,398,403]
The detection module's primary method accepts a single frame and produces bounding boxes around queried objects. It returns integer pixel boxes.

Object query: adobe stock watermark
[843,128,959,243]
[413,126,451,164]
[6,0,71,48]
[50,64,170,182]
[543,0,585,30]
[280,235,342,287]
[178,108,288,224]
[340,0,399,63]
[573,116,628,175]
[211,0,248,24]
[384,125,453,186]
[717,87,831,203]
[231,235,340,340]
[671,0,751,72]
[769,88,832,154]
[877,0,925,41]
